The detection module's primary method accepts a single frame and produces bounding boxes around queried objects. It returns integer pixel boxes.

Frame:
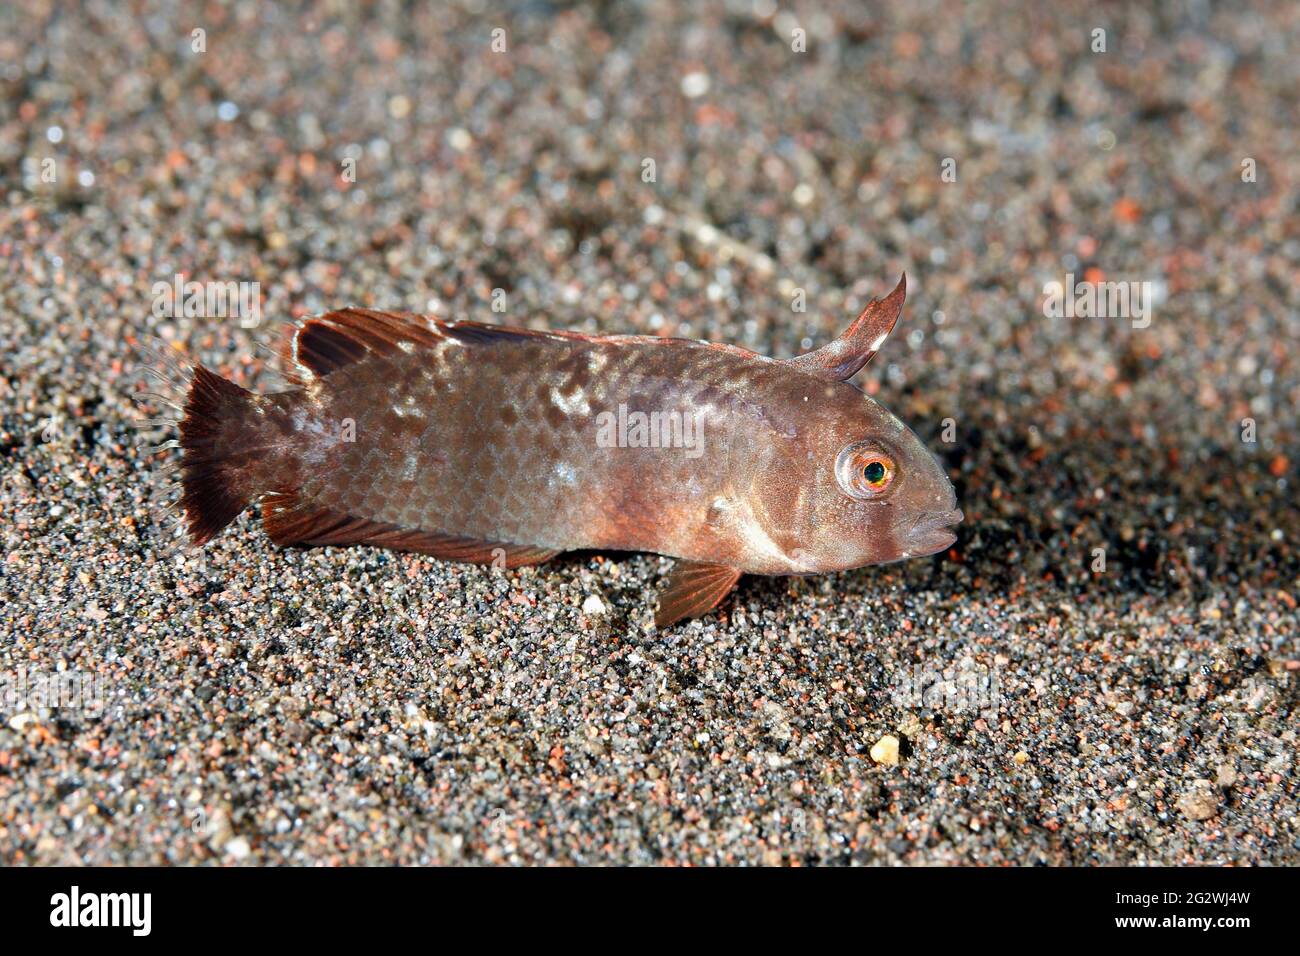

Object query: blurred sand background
[1,0,1297,864]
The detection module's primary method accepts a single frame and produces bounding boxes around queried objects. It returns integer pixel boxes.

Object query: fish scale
[307,340,597,542]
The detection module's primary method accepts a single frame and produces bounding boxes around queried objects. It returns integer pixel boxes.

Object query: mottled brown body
[268,333,907,573]
[176,276,962,625]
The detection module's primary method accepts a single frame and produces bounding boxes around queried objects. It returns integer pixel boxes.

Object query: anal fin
[261,491,559,568]
[655,561,743,628]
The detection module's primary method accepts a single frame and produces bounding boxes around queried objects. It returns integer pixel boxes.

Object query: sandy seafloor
[1,1,1297,865]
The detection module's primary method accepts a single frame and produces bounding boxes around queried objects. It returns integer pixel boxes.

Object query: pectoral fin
[655,561,743,628]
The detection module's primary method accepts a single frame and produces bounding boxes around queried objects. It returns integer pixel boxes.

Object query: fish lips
[906,508,964,555]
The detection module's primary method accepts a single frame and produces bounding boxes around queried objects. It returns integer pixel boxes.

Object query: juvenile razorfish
[172,274,961,626]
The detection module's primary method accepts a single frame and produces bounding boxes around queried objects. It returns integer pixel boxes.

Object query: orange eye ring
[835,442,897,499]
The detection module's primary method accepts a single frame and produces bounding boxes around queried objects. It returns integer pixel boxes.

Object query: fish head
[747,387,961,573]
[746,273,961,573]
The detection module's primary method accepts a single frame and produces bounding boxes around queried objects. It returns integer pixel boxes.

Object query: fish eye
[835,441,897,499]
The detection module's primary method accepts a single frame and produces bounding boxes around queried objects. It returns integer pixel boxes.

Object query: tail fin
[179,365,260,544]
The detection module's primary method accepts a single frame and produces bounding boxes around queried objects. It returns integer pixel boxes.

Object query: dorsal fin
[786,274,906,382]
[278,307,775,386]
[279,309,619,384]
[279,309,446,382]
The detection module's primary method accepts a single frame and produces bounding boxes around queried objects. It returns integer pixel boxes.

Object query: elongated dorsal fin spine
[786,273,906,382]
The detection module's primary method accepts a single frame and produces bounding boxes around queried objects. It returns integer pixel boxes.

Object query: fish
[159,273,961,627]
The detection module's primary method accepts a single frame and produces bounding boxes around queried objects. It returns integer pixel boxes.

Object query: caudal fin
[178,365,261,544]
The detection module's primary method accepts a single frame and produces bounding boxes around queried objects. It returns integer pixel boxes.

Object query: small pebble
[870,735,901,766]
[1177,782,1219,822]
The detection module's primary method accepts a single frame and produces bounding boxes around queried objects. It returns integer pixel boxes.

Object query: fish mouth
[907,508,964,555]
